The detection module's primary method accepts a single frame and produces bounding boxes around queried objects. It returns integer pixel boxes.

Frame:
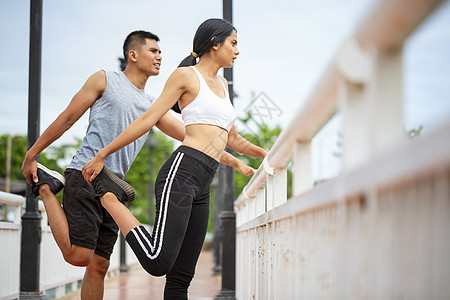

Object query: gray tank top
[67,70,154,179]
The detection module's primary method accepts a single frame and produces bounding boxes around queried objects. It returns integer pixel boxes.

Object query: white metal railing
[235,0,450,298]
[0,191,142,299]
[0,192,46,300]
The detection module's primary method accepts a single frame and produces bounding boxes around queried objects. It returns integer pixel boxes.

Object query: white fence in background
[0,191,141,300]
[234,0,450,299]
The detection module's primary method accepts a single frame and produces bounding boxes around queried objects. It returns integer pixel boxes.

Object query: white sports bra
[181,66,236,132]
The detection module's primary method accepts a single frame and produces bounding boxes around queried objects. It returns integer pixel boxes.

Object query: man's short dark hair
[123,30,160,62]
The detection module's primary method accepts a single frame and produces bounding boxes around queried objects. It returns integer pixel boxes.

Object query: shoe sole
[101,167,135,202]
[36,162,65,185]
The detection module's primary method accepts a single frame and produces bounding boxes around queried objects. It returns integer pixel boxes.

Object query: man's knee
[64,254,92,267]
[86,255,110,278]
[63,247,94,267]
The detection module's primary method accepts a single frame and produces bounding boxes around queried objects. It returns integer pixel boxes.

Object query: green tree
[0,134,28,180]
[233,112,291,199]
[0,134,82,180]
[0,134,81,202]
[125,130,175,224]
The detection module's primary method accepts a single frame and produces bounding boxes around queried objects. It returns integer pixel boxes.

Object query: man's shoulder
[102,70,121,78]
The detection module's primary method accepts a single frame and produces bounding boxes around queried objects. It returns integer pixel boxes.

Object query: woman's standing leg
[124,150,195,276]
[164,189,211,299]
[97,150,195,276]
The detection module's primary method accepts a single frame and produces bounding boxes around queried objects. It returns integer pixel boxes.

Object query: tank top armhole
[102,69,111,94]
[94,69,109,102]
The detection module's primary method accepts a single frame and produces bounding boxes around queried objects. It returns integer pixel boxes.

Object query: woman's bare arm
[226,125,268,158]
[82,68,190,183]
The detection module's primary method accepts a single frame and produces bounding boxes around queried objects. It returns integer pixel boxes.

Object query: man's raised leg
[39,185,94,266]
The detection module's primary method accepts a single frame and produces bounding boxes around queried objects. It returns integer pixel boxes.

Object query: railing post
[338,77,369,171]
[292,141,312,196]
[366,48,405,156]
[336,36,405,171]
[20,0,45,298]
[336,36,372,171]
[273,168,287,208]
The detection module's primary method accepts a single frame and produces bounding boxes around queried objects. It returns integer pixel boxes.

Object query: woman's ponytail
[178,53,198,68]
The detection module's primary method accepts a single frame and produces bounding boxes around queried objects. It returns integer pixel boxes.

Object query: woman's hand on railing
[235,160,257,176]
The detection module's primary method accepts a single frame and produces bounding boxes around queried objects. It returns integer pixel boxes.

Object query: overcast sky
[1,0,449,180]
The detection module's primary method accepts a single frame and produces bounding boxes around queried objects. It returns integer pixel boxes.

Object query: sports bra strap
[218,77,228,96]
[190,66,202,80]
[190,66,228,97]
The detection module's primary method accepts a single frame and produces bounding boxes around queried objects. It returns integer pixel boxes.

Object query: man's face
[136,38,162,76]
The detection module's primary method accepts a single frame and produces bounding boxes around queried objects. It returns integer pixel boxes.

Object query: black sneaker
[91,166,135,203]
[31,163,65,197]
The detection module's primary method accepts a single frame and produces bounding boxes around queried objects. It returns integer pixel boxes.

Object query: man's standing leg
[81,200,120,299]
[81,254,110,299]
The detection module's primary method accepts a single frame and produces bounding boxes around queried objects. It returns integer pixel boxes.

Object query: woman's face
[215,30,239,68]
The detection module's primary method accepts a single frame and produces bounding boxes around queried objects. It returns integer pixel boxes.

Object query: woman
[82,18,267,298]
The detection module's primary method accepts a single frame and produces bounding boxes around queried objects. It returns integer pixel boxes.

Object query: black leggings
[126,145,219,299]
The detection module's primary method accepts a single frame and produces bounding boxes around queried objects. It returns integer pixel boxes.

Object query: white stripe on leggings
[131,152,184,260]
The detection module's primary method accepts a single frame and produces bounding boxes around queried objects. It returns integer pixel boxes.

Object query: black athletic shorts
[63,168,119,260]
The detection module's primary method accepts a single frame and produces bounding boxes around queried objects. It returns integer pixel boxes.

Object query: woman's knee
[164,271,193,298]
[142,263,171,277]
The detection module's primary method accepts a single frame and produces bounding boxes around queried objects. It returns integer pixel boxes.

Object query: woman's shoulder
[169,67,198,88]
[172,66,194,77]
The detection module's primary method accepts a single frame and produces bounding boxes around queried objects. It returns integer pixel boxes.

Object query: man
[21,30,252,300]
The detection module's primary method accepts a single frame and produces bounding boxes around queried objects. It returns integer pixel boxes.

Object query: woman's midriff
[182,124,228,162]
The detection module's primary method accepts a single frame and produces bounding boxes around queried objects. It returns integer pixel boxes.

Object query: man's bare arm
[22,71,106,184]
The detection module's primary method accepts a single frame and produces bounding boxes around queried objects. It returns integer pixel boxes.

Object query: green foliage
[0,134,81,202]
[0,134,81,181]
[0,134,28,180]
[233,113,291,198]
